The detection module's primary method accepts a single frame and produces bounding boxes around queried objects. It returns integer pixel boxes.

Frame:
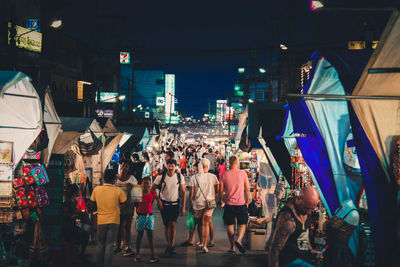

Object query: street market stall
[0,71,57,266]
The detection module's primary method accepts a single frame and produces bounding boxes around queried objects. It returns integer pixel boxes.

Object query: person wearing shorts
[135,178,161,263]
[189,158,219,253]
[151,159,186,255]
[219,156,250,254]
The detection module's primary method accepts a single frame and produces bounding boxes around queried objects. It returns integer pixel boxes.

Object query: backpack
[158,171,182,205]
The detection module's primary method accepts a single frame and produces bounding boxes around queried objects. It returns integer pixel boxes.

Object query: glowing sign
[27,19,40,32]
[8,22,42,53]
[120,52,130,64]
[156,97,165,106]
[100,92,118,103]
[165,74,175,117]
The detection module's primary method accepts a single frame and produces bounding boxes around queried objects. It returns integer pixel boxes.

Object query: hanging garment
[78,130,102,156]
[323,209,358,267]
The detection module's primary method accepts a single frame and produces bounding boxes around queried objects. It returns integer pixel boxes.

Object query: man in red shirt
[219,155,250,253]
[135,177,162,263]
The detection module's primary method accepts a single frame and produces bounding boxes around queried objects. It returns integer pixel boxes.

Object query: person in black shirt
[131,153,145,184]
[268,186,322,267]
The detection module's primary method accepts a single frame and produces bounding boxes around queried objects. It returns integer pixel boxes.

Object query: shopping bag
[186,212,195,231]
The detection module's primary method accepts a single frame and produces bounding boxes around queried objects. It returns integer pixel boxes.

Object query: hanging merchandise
[290,146,312,192]
[30,165,50,185]
[0,165,13,181]
[36,187,49,208]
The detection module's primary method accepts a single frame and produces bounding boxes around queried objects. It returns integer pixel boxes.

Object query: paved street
[74,206,268,267]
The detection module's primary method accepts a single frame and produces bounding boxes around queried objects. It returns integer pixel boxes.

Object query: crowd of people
[64,142,327,267]
[80,143,253,266]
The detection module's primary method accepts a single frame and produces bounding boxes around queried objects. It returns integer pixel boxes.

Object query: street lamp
[311,0,324,11]
[280,44,288,50]
[50,19,62,29]
[259,68,266,73]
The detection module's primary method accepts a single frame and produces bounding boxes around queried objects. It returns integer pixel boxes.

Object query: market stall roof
[52,117,101,154]
[60,117,95,132]
[0,71,42,165]
[348,10,400,266]
[102,119,119,136]
[247,102,292,181]
[43,89,62,165]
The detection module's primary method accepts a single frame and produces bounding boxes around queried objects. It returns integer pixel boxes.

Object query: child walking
[135,177,161,263]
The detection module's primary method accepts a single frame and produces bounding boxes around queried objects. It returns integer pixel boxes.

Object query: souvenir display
[25,174,35,186]
[27,187,38,208]
[12,177,25,188]
[0,165,13,181]
[0,182,12,196]
[36,187,49,208]
[30,165,49,185]
[0,141,13,164]
[290,146,312,191]
[15,188,28,208]
[22,149,41,160]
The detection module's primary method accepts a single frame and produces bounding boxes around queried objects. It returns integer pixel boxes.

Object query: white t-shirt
[154,173,183,202]
[189,173,219,210]
[116,175,138,185]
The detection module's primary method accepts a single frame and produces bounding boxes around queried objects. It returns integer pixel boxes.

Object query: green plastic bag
[186,212,195,230]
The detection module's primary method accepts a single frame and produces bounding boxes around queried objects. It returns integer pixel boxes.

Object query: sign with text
[100,92,118,103]
[120,52,130,64]
[95,109,114,118]
[8,22,42,53]
[165,74,175,117]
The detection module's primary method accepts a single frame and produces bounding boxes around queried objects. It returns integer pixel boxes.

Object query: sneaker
[134,253,141,262]
[149,256,160,263]
[123,247,134,257]
[113,247,122,255]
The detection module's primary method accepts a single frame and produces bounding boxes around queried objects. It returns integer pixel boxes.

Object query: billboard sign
[165,115,179,124]
[120,52,130,64]
[95,109,114,118]
[8,22,42,53]
[165,74,175,117]
[156,97,165,106]
[100,92,118,103]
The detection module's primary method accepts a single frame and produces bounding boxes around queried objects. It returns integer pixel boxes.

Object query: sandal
[208,241,215,247]
[202,246,208,253]
[228,249,236,254]
[235,241,246,254]
[181,241,194,247]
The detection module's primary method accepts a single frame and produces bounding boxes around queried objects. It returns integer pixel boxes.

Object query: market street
[73,207,268,267]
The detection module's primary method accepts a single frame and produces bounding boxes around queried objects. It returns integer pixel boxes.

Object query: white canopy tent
[0,72,42,166]
[43,89,62,165]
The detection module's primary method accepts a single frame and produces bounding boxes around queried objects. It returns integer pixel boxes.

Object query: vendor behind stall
[268,186,322,267]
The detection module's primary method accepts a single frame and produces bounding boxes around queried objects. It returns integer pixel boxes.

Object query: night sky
[63,0,395,117]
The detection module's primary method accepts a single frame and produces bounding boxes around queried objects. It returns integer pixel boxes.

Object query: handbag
[194,175,217,209]
[30,165,49,186]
